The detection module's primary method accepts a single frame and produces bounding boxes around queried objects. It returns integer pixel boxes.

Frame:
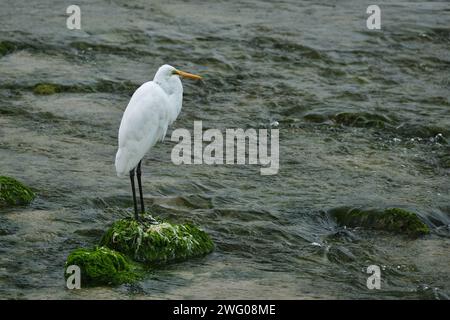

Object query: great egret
[115,64,202,221]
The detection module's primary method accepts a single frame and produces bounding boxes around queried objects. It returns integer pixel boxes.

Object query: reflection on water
[0,0,449,299]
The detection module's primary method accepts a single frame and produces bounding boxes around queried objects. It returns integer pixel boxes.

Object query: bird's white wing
[115,81,170,177]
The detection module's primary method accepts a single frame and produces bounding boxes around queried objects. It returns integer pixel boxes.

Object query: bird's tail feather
[115,148,129,178]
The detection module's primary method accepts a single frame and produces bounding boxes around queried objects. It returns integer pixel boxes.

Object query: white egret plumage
[115,64,202,220]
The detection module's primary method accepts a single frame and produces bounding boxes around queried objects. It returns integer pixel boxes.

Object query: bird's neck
[156,78,183,123]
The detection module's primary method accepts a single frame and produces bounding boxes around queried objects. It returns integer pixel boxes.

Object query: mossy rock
[33,83,60,95]
[99,218,214,264]
[65,246,139,287]
[31,81,136,95]
[329,207,430,237]
[0,176,35,208]
[332,112,394,128]
[0,41,17,56]
[303,113,328,123]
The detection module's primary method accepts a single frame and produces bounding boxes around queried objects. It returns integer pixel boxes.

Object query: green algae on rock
[0,41,18,56]
[30,80,137,96]
[65,246,139,286]
[33,83,60,95]
[329,207,430,237]
[0,176,35,207]
[100,218,214,264]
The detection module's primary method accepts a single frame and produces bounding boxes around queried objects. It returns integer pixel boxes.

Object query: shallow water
[0,0,449,299]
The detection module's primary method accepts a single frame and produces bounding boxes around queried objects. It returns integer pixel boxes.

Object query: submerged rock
[65,246,139,286]
[302,111,395,128]
[99,218,214,264]
[329,207,430,237]
[332,112,395,128]
[0,41,18,56]
[0,176,35,208]
[30,80,137,96]
[65,216,214,286]
[33,83,60,95]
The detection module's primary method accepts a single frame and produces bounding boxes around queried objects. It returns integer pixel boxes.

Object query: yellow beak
[175,69,202,80]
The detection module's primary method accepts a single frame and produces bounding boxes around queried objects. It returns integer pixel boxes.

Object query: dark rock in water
[30,80,138,96]
[332,112,395,128]
[33,83,60,95]
[302,111,396,129]
[398,125,450,141]
[439,153,450,169]
[303,113,329,123]
[329,207,430,237]
[0,176,35,208]
[64,246,139,286]
[100,217,214,264]
[0,41,18,56]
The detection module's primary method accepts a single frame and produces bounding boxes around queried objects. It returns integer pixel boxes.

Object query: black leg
[136,160,145,214]
[129,168,139,220]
